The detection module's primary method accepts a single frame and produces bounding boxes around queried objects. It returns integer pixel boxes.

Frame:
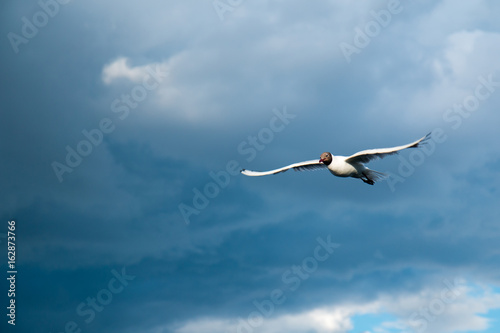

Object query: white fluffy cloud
[102,57,143,84]
[102,57,169,84]
[170,280,500,333]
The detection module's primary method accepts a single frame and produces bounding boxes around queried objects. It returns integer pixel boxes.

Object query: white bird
[240,133,431,185]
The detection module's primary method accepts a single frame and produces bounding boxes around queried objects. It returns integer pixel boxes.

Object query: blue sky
[1,0,500,332]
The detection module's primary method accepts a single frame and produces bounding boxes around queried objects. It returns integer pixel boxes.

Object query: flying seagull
[240,133,431,185]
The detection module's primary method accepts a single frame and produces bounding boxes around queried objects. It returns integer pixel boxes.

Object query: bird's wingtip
[421,131,432,144]
[413,132,432,148]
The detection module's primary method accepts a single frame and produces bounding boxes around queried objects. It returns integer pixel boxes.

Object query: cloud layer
[1,0,500,332]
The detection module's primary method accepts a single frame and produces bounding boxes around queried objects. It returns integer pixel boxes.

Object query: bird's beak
[319,158,324,163]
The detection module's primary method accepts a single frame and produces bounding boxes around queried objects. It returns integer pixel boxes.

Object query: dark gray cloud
[1,1,500,333]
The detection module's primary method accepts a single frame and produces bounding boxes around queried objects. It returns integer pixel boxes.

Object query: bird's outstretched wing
[345,133,431,164]
[240,159,326,176]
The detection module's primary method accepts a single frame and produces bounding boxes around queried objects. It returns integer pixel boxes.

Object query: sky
[1,0,500,332]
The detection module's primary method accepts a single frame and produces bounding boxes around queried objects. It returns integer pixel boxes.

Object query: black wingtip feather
[411,132,432,148]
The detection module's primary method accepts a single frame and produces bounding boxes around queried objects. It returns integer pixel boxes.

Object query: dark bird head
[319,152,332,165]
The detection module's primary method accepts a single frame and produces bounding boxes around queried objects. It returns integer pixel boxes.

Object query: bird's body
[240,133,430,185]
[328,155,359,177]
[324,155,387,184]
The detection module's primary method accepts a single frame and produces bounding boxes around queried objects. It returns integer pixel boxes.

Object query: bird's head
[319,152,332,165]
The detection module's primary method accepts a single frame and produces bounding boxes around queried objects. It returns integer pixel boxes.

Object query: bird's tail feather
[365,169,388,182]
